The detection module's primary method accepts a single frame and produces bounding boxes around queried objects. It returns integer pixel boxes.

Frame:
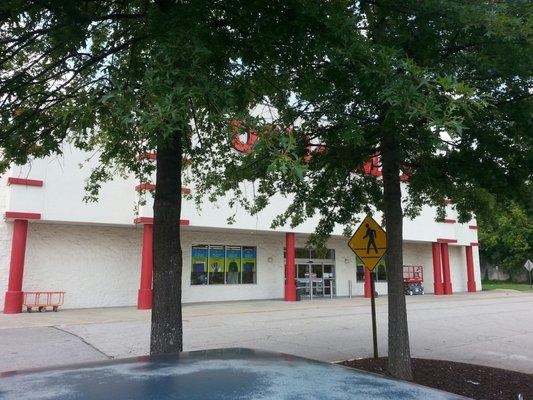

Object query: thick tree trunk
[150,132,183,354]
[381,131,413,380]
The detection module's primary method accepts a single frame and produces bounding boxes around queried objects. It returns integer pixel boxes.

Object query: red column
[284,233,296,301]
[441,243,453,294]
[465,246,476,292]
[137,224,153,309]
[364,267,371,298]
[432,243,444,295]
[4,220,29,314]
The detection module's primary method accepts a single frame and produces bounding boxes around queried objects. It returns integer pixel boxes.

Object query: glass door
[311,264,323,297]
[297,264,311,298]
[323,264,335,297]
[294,260,336,300]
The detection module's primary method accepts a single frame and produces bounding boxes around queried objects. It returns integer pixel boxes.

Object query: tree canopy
[199,0,532,235]
[0,0,263,354]
[0,1,254,187]
[1,0,531,380]
[196,0,533,379]
[479,201,532,279]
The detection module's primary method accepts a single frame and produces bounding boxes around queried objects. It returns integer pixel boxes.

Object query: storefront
[0,146,482,313]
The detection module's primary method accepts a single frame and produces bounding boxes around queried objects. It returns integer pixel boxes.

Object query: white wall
[0,225,288,309]
[0,143,482,309]
[474,246,482,289]
[5,147,479,248]
[0,174,13,308]
[152,189,479,246]
[0,219,479,310]
[7,147,137,225]
[448,245,466,292]
[5,223,143,309]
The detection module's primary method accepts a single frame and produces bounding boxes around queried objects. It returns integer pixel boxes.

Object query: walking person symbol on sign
[363,224,378,254]
[348,215,387,272]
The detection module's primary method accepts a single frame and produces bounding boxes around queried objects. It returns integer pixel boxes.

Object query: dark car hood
[0,348,468,399]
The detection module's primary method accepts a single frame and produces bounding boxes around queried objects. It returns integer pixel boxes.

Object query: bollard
[348,280,352,298]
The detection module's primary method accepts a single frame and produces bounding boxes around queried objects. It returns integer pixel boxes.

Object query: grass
[481,279,533,292]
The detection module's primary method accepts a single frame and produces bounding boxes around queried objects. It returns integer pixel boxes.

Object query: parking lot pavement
[0,290,532,374]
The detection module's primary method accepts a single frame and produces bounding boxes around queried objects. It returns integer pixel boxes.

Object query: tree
[0,0,258,354]
[479,201,532,280]
[0,0,364,357]
[2,1,531,379]
[198,0,532,379]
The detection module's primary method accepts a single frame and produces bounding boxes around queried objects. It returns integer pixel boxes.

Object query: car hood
[0,348,469,399]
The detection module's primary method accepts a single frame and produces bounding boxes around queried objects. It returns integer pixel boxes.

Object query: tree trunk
[381,130,413,380]
[150,131,183,354]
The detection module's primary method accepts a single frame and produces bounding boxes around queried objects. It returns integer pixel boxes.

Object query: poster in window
[191,245,208,285]
[226,246,241,284]
[209,245,225,284]
[226,246,241,271]
[209,245,225,273]
[242,246,256,272]
[242,246,257,284]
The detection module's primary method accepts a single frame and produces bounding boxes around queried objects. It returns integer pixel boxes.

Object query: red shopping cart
[23,291,65,312]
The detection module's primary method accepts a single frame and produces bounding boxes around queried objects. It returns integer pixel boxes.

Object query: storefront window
[356,257,386,282]
[356,265,365,282]
[191,245,208,285]
[191,245,257,285]
[376,263,387,281]
[242,246,257,284]
[226,246,242,284]
[294,248,335,260]
[295,247,310,259]
[209,245,225,284]
[309,248,335,259]
[356,257,365,282]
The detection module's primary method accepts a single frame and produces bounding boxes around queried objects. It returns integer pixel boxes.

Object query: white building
[0,146,481,313]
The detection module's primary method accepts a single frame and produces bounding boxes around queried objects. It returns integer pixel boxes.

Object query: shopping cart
[23,291,65,312]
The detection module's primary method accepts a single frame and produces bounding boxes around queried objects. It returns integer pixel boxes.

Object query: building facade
[1,146,481,313]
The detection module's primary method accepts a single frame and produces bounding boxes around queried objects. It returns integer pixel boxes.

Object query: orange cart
[23,291,65,312]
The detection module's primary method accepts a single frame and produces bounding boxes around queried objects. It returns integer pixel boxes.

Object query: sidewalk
[0,290,518,329]
[1,290,532,374]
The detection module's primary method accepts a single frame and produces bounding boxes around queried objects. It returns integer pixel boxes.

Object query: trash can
[296,288,303,301]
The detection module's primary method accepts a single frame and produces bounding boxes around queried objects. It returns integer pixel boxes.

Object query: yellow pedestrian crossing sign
[348,215,387,271]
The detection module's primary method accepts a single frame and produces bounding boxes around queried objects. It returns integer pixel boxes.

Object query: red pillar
[432,243,444,295]
[364,267,371,298]
[284,232,296,301]
[4,220,29,314]
[440,243,453,295]
[465,246,476,292]
[137,224,153,309]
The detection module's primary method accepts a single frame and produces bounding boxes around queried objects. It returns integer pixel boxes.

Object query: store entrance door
[296,262,336,299]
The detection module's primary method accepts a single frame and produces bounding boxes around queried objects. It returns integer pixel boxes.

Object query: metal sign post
[369,271,378,358]
[348,215,387,360]
[524,260,533,288]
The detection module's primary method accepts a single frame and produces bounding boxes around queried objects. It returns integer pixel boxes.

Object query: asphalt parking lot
[0,290,532,374]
